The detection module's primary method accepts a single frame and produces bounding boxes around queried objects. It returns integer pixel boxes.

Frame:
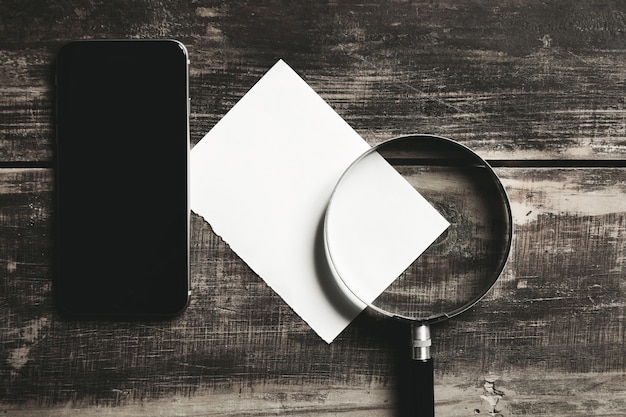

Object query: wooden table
[1,1,625,416]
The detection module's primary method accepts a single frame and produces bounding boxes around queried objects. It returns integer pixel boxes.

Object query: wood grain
[0,1,625,161]
[1,0,625,415]
[0,168,624,415]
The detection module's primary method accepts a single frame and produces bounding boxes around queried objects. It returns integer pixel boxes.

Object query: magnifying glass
[324,134,513,416]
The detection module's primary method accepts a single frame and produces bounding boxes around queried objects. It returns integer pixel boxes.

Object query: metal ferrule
[411,324,432,361]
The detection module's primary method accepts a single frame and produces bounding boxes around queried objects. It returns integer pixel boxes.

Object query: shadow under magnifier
[313,214,365,322]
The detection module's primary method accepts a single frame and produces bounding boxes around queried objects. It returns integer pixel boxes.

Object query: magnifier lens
[325,135,512,322]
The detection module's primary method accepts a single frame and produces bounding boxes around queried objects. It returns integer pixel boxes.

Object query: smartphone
[55,40,190,317]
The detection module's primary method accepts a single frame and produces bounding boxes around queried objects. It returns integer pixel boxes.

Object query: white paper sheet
[190,60,449,342]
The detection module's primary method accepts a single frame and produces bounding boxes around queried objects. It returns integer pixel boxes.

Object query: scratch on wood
[6,317,49,373]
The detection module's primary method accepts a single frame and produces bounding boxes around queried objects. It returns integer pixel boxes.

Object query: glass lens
[325,135,512,322]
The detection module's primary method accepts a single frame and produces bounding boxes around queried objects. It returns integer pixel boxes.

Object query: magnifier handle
[412,358,435,417]
[411,324,434,416]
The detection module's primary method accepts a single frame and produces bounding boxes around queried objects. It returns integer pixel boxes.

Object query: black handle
[410,324,434,416]
[412,358,435,417]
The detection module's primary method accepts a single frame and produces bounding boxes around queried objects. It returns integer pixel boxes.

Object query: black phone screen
[55,40,190,317]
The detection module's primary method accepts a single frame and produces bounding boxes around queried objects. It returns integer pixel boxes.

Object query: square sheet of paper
[190,60,449,343]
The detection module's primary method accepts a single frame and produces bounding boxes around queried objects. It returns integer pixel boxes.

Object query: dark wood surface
[1,1,625,416]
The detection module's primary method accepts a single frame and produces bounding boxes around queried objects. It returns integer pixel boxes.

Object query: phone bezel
[55,39,191,318]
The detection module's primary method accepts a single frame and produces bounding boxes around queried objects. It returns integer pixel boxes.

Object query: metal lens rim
[324,134,514,324]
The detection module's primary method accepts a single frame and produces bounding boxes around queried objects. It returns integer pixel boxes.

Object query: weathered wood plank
[0,167,624,415]
[1,1,625,415]
[1,1,625,161]
[2,372,625,416]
